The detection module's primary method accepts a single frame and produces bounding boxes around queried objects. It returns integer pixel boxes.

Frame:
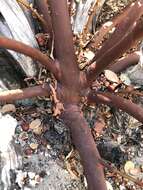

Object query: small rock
[104,70,119,83]
[54,121,65,134]
[28,172,36,179]
[1,104,16,113]
[16,170,27,188]
[29,179,37,187]
[124,161,135,174]
[106,181,113,190]
[120,73,131,85]
[119,184,126,190]
[35,174,42,184]
[30,143,38,150]
[19,132,29,141]
[84,50,95,61]
[33,126,43,135]
[24,147,33,156]
[29,119,41,129]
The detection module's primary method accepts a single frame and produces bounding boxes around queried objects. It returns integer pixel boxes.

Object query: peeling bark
[0,84,50,102]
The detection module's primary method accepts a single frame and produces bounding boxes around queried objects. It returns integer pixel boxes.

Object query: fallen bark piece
[0,114,22,190]
[73,0,106,34]
[0,0,38,76]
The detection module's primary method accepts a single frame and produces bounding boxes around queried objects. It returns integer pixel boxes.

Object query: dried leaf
[124,161,135,174]
[30,143,38,150]
[1,104,16,113]
[33,126,43,135]
[104,70,119,83]
[29,119,41,129]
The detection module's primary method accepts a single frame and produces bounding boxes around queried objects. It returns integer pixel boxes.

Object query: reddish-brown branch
[91,0,143,63]
[108,52,139,73]
[0,83,50,102]
[84,0,143,86]
[49,0,79,90]
[0,37,61,79]
[35,0,53,47]
[62,105,107,190]
[86,1,133,50]
[88,91,143,123]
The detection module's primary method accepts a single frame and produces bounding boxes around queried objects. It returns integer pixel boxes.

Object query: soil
[0,0,143,190]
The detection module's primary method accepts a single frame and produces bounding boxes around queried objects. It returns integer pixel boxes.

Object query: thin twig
[99,158,143,187]
[17,0,46,25]
[118,87,143,97]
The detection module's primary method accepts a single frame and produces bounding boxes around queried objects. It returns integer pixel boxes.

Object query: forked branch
[87,1,133,50]
[84,0,143,86]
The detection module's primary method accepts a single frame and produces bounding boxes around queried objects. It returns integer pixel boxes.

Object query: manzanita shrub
[1,1,143,189]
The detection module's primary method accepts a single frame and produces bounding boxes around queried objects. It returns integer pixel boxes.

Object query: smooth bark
[88,91,143,123]
[62,104,107,190]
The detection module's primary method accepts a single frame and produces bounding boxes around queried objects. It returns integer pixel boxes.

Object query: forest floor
[0,0,143,190]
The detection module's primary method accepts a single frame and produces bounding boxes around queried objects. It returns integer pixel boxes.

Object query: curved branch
[108,51,139,73]
[84,1,143,86]
[0,83,50,102]
[88,91,143,123]
[61,105,107,190]
[86,0,132,50]
[0,37,61,79]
